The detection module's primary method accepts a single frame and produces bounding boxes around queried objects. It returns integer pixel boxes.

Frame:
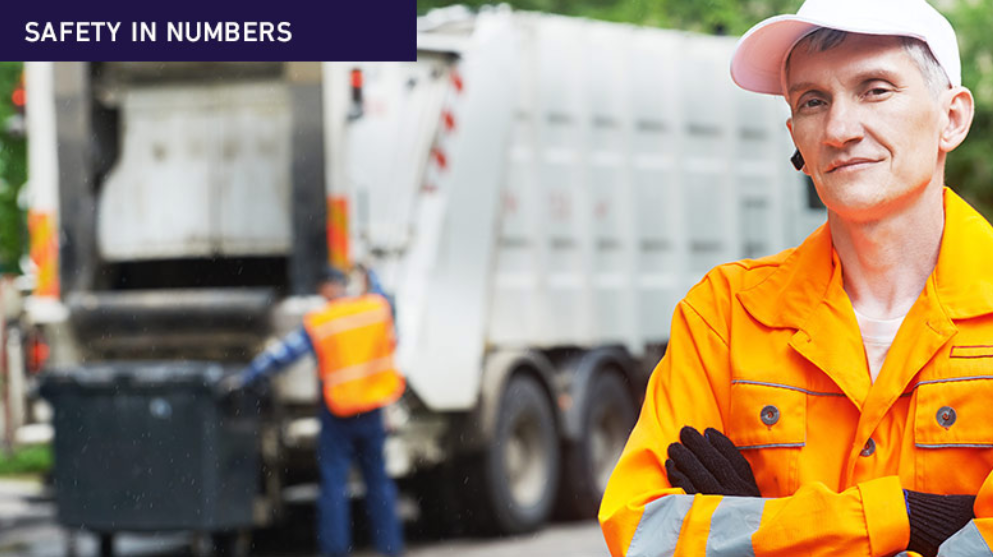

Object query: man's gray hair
[785,28,951,97]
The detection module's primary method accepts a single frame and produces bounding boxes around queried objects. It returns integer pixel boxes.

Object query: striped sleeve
[241,327,315,385]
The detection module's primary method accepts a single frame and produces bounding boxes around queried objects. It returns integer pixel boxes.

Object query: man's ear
[940,86,975,154]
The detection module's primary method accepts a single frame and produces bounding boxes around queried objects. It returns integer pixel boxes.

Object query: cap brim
[731,17,819,95]
[731,14,928,96]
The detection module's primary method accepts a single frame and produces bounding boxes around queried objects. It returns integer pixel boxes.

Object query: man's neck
[829,185,945,319]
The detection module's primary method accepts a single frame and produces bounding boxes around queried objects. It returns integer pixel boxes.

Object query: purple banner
[2,0,416,61]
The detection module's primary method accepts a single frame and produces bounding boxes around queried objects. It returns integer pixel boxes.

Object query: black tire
[210,530,251,557]
[558,371,636,519]
[192,530,250,557]
[472,373,560,535]
[98,532,114,557]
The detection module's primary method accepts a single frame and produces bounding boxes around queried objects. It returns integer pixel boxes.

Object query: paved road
[0,478,610,557]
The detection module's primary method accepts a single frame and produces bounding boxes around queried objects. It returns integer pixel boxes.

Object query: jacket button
[861,438,876,457]
[760,405,780,426]
[936,406,957,429]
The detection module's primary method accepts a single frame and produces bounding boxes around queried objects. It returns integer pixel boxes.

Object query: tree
[418,0,805,34]
[944,1,993,216]
[0,62,27,275]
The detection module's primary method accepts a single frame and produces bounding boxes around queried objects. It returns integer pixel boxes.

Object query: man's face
[319,280,345,301]
[786,34,946,222]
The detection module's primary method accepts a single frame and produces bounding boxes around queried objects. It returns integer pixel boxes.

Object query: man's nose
[823,99,864,148]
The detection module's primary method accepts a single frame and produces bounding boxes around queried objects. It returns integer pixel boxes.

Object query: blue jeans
[317,406,404,557]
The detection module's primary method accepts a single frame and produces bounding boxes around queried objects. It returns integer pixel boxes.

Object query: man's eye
[800,98,824,109]
[866,87,892,98]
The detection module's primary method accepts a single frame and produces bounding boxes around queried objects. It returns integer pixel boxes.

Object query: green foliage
[418,0,802,35]
[944,2,993,217]
[0,61,27,275]
[0,444,51,476]
[417,0,993,219]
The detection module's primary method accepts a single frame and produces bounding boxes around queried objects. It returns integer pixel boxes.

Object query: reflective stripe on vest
[310,304,392,340]
[304,294,404,417]
[323,356,396,387]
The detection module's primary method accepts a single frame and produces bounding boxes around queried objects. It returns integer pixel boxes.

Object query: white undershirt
[853,308,907,382]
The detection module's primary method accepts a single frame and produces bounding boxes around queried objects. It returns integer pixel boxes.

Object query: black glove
[215,373,247,399]
[906,490,976,557]
[665,426,761,497]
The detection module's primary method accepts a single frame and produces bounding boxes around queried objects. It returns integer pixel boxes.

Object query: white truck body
[98,84,294,260]
[326,9,822,411]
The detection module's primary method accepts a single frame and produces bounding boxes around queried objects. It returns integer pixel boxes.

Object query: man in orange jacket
[234,266,405,557]
[600,0,993,556]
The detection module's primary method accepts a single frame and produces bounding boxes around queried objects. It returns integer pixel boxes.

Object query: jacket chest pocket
[914,377,993,494]
[728,381,806,497]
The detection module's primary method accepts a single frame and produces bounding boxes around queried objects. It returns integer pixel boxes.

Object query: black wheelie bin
[40,361,265,556]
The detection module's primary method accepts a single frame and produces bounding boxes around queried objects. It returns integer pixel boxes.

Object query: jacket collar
[932,189,993,319]
[736,221,836,330]
[738,187,993,328]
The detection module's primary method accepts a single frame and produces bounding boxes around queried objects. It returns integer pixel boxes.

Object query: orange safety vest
[600,189,993,556]
[303,293,405,417]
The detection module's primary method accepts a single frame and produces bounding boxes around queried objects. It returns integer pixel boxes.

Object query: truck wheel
[559,371,636,518]
[475,373,560,535]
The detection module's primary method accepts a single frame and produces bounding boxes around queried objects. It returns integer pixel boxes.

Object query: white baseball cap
[730,0,960,96]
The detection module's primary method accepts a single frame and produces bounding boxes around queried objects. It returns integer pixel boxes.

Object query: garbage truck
[23,6,825,552]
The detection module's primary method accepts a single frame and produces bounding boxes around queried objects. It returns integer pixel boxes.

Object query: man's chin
[823,194,895,223]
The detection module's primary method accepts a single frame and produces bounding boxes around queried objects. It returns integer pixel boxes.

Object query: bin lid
[40,361,233,392]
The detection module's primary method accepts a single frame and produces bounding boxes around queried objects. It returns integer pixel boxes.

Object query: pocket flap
[915,378,993,447]
[728,381,806,449]
[950,346,993,359]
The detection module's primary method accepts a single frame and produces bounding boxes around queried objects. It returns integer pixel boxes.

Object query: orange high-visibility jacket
[303,293,405,417]
[600,189,993,556]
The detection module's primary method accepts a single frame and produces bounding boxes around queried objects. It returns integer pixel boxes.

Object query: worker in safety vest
[233,265,405,557]
[600,0,993,555]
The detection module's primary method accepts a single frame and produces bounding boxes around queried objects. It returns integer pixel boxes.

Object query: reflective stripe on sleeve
[706,497,766,557]
[627,495,695,557]
[938,521,993,556]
